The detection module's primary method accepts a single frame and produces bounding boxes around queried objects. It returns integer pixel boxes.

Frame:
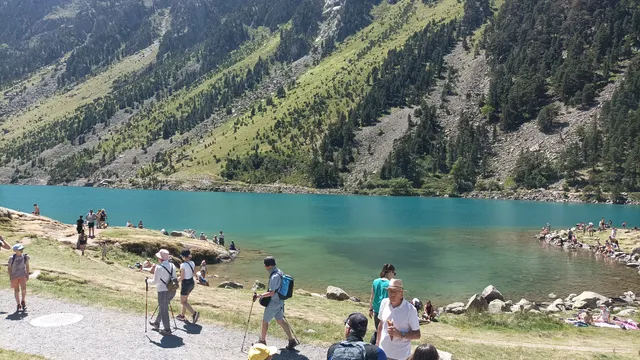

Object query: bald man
[375,279,421,360]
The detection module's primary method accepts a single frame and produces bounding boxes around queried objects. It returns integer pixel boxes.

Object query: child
[8,244,30,312]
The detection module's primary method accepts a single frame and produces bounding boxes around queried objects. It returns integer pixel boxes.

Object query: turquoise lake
[1,185,639,304]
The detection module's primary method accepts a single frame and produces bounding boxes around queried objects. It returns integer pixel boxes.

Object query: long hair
[379,263,395,278]
[410,344,439,360]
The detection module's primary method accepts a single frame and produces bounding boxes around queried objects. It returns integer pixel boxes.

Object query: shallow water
[1,185,639,303]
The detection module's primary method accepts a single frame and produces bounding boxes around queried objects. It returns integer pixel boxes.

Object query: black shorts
[181,278,195,296]
[77,227,83,234]
[88,222,95,228]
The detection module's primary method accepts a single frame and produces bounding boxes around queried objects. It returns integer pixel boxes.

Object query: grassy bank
[0,348,47,360]
[1,212,640,359]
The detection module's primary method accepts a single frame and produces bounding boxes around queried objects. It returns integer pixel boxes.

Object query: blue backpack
[331,341,367,360]
[277,271,294,300]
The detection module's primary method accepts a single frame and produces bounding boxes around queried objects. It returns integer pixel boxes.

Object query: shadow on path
[147,334,185,349]
[273,349,311,360]
[179,323,202,335]
[6,312,28,321]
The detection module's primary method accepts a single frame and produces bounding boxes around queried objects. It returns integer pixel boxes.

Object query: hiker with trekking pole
[145,249,179,336]
[254,256,298,350]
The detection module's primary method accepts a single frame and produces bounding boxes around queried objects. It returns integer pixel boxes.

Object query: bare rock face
[326,286,350,301]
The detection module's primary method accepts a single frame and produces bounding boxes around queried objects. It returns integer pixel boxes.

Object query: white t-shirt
[378,298,420,360]
[180,261,195,280]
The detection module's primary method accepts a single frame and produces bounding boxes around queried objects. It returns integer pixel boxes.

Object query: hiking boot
[21,301,26,312]
[159,329,172,336]
[149,321,159,330]
[192,311,200,324]
[176,315,186,321]
[285,339,298,350]
[16,303,21,313]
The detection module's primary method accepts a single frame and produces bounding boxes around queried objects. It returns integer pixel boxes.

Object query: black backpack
[332,341,367,360]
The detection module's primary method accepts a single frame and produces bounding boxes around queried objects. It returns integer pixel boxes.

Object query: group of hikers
[75,209,108,255]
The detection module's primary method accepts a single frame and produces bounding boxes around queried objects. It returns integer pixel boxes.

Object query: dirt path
[0,291,324,360]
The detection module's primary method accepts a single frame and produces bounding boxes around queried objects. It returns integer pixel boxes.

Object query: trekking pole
[169,302,178,330]
[283,315,300,345]
[241,293,256,352]
[145,278,149,333]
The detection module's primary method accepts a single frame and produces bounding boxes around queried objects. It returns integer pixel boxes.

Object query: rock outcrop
[326,286,350,301]
[465,294,488,312]
[445,302,466,314]
[572,291,609,309]
[488,299,507,314]
[481,285,504,303]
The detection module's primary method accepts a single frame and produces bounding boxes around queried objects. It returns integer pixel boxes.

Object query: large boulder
[481,285,504,303]
[516,299,533,311]
[488,299,507,314]
[326,286,350,301]
[546,299,565,312]
[573,291,609,309]
[565,293,577,302]
[445,302,466,314]
[0,207,11,219]
[170,231,185,237]
[617,309,637,317]
[218,281,243,289]
[510,304,523,313]
[465,294,488,312]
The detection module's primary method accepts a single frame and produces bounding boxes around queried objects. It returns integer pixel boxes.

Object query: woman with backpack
[146,249,177,336]
[177,250,199,324]
[8,244,30,312]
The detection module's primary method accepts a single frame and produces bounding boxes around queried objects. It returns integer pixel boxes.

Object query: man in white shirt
[376,279,421,360]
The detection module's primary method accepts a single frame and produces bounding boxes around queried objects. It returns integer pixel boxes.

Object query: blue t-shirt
[371,278,390,314]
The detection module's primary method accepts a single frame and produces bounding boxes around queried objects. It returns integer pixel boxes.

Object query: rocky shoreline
[5,177,640,205]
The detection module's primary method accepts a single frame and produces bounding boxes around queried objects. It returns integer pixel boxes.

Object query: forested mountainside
[1,0,640,202]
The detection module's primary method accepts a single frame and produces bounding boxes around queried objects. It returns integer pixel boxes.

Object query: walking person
[8,244,30,312]
[254,256,298,350]
[77,229,87,256]
[146,249,177,336]
[76,215,84,234]
[177,250,200,323]
[376,279,421,360]
[86,210,97,238]
[369,264,396,344]
[327,312,387,359]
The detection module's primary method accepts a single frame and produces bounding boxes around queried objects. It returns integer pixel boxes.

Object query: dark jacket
[327,334,387,360]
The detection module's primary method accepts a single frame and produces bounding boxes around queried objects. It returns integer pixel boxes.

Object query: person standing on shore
[86,210,97,238]
[254,256,297,350]
[32,204,40,216]
[327,312,387,359]
[369,264,396,345]
[8,244,30,312]
[177,250,200,324]
[146,249,177,336]
[376,279,421,360]
[219,231,225,247]
[76,215,84,234]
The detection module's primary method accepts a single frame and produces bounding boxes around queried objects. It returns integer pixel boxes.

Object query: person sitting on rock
[138,221,144,229]
[229,241,237,251]
[200,232,208,241]
[422,301,437,322]
[126,220,133,228]
[32,204,40,216]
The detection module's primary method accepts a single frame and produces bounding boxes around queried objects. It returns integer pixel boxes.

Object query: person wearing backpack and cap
[254,256,298,350]
[146,249,177,335]
[177,249,199,324]
[327,312,387,360]
[8,244,30,313]
[248,343,278,360]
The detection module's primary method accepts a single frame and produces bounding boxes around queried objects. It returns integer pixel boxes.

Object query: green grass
[440,312,568,333]
[0,348,47,360]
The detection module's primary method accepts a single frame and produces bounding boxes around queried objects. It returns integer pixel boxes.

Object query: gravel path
[0,291,325,360]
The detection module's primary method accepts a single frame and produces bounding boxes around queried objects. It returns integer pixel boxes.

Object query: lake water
[1,185,639,304]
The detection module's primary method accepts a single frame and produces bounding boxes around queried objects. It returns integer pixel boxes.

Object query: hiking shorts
[263,300,284,322]
[181,278,195,296]
[88,222,95,228]
[10,277,27,289]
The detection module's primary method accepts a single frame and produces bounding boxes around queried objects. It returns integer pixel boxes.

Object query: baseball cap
[345,312,368,333]
[180,249,191,258]
[248,343,277,360]
[12,244,24,251]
